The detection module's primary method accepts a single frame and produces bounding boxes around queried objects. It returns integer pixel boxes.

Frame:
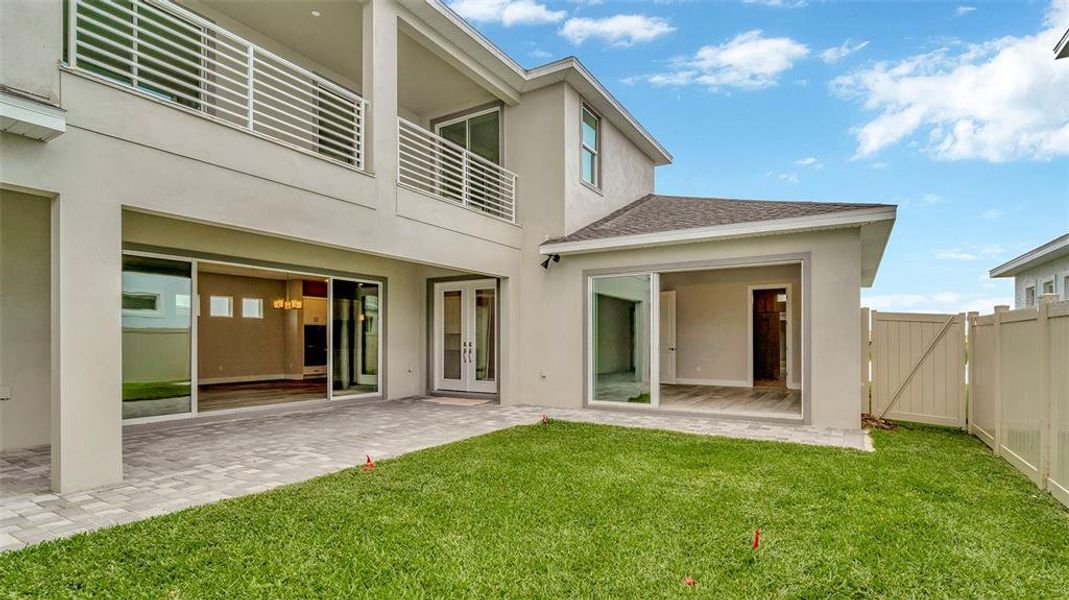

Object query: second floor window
[581,105,600,188]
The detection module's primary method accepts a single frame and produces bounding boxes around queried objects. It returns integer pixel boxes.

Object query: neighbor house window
[122,292,161,315]
[1024,284,1036,307]
[1041,277,1055,297]
[581,105,600,188]
[209,295,233,317]
[1063,274,1069,300]
[242,298,263,319]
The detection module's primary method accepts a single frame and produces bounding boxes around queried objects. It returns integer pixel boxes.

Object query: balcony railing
[397,118,517,223]
[69,0,367,169]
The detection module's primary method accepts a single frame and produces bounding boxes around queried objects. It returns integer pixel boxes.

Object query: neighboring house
[0,0,896,493]
[990,234,1069,308]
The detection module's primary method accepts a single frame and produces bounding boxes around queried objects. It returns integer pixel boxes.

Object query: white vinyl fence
[862,295,1068,509]
[967,298,1068,508]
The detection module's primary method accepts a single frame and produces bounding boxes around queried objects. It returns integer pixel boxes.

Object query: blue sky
[450,0,1069,313]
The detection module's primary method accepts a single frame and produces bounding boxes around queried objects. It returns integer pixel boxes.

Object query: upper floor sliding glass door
[588,273,659,406]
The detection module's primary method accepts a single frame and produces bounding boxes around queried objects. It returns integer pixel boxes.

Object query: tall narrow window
[581,105,600,188]
[1024,284,1037,307]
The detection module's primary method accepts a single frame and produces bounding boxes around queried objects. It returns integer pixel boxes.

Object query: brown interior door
[753,289,784,382]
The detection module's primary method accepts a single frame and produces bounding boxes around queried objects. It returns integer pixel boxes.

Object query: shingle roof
[547,194,894,244]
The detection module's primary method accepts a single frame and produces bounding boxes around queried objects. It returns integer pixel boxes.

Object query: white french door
[434,279,498,393]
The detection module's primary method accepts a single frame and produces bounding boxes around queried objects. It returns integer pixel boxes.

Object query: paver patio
[0,397,869,552]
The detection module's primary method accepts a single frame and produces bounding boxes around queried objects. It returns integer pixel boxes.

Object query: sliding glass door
[589,273,658,406]
[121,255,193,419]
[121,251,385,423]
[332,279,381,398]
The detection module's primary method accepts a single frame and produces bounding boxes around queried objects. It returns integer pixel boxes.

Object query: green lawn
[2,422,1067,598]
[122,380,190,402]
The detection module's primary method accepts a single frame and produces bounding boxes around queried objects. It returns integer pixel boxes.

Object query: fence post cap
[994,304,1010,313]
[1039,293,1059,305]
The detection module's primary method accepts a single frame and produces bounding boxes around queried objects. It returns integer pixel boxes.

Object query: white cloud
[744,0,808,8]
[955,5,977,16]
[820,40,870,64]
[935,250,979,261]
[795,156,823,168]
[979,208,1005,219]
[528,48,552,59]
[862,292,1013,314]
[831,1,1069,162]
[766,171,800,184]
[647,30,809,91]
[934,244,1008,261]
[560,15,675,46]
[450,0,565,26]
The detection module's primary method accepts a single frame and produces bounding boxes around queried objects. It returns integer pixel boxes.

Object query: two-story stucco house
[990,234,1069,308]
[0,0,896,493]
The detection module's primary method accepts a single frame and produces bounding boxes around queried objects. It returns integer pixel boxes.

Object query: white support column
[362,0,399,196]
[51,195,123,493]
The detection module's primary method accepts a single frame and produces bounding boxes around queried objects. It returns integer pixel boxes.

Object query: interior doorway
[750,285,790,388]
[433,279,498,394]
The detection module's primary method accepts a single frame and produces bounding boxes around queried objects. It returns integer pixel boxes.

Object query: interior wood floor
[197,379,333,412]
[660,383,801,418]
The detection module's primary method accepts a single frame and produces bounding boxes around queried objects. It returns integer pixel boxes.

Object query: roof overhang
[399,0,671,165]
[1055,28,1069,59]
[0,89,65,142]
[540,205,897,286]
[990,234,1069,278]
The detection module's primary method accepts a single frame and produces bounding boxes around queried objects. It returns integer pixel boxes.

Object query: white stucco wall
[0,191,52,451]
[562,84,655,235]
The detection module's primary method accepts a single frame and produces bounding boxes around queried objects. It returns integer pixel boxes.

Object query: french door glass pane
[332,280,380,396]
[121,255,192,419]
[474,288,496,382]
[592,275,651,404]
[442,290,463,380]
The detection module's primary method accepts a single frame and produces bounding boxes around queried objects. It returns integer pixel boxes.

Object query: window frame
[208,295,233,318]
[241,297,264,319]
[122,291,164,317]
[1062,272,1069,300]
[1040,275,1056,298]
[432,105,503,165]
[580,104,601,190]
[1024,283,1037,307]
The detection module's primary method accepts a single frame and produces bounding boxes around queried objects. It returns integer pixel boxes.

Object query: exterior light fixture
[540,254,561,270]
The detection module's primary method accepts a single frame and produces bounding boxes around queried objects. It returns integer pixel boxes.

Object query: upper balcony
[67,0,367,169]
[394,26,517,224]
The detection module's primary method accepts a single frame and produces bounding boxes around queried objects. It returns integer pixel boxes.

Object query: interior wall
[661,264,802,388]
[595,294,633,374]
[197,272,296,383]
[0,190,52,450]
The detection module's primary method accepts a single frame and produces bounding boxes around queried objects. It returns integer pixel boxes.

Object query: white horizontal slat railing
[397,117,517,223]
[69,0,367,169]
